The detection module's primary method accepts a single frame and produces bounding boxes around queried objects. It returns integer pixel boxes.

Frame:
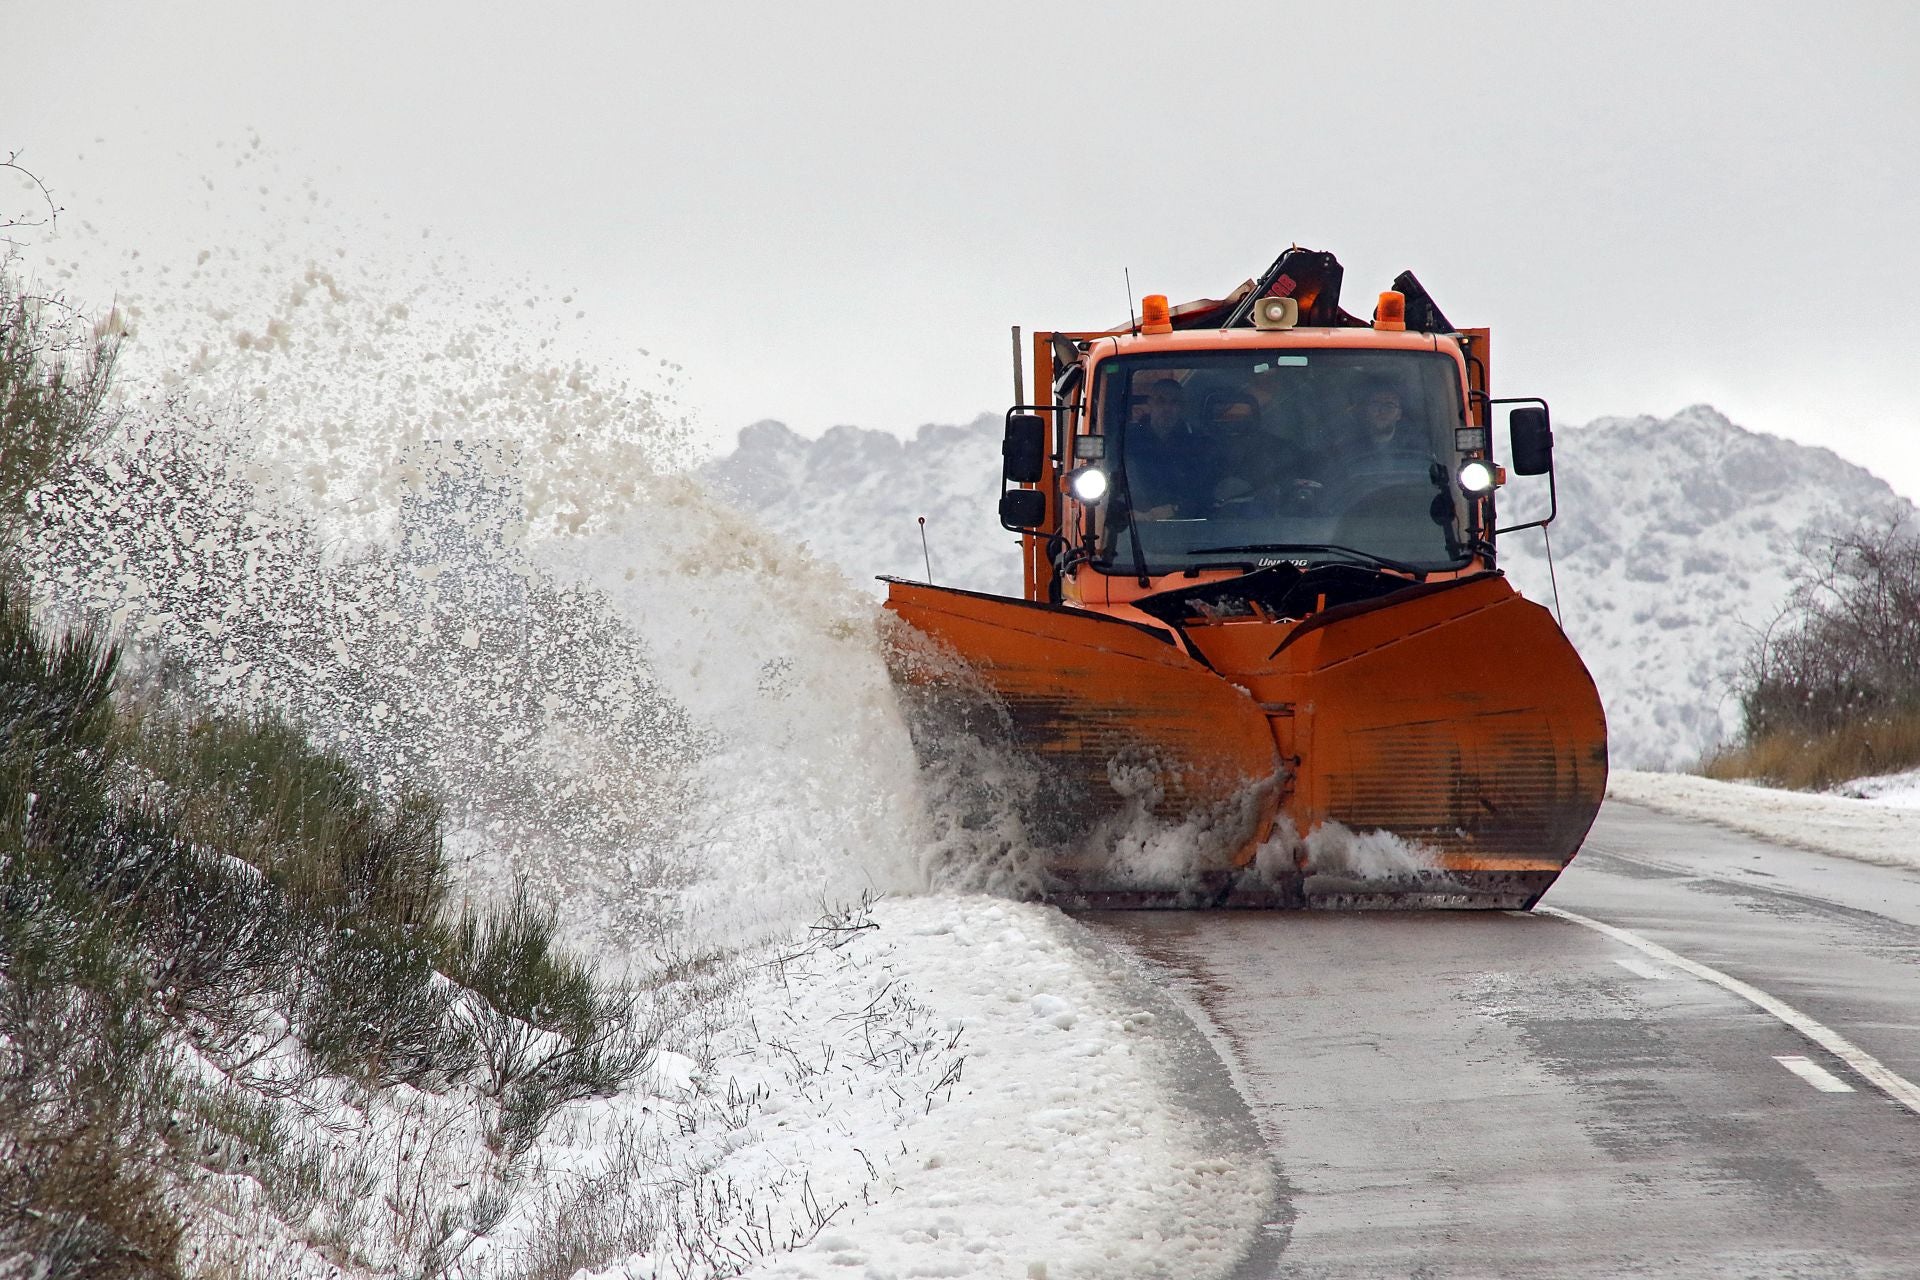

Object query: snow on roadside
[1608,770,1920,872]
[558,895,1271,1280]
[170,894,1268,1279]
[12,200,1271,1277]
[1834,767,1920,809]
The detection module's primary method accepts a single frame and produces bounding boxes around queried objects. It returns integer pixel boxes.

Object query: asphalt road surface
[1085,798,1920,1278]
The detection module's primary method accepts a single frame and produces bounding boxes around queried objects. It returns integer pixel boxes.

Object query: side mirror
[999,488,1046,529]
[1509,406,1554,476]
[1002,414,1046,484]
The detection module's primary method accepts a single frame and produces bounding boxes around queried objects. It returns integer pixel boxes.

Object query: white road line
[1776,1055,1856,1093]
[1542,905,1920,1115]
[1612,955,1673,981]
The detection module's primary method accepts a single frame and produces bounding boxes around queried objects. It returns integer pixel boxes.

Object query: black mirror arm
[1494,464,1557,536]
[1487,395,1556,534]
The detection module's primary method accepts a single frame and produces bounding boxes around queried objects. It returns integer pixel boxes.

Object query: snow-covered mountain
[700,406,1911,769]
[1493,406,1909,768]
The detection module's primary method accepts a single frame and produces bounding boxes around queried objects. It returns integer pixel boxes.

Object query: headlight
[1068,466,1110,503]
[1458,459,1499,495]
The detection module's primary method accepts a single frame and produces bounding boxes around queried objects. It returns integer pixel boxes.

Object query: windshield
[1092,349,1472,575]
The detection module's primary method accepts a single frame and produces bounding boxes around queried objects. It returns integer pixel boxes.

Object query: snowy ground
[1609,769,1920,872]
[163,894,1272,1280]
[649,769,1918,1280]
[563,896,1273,1280]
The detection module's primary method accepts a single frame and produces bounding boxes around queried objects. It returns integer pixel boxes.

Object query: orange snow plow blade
[883,580,1282,853]
[883,572,1606,909]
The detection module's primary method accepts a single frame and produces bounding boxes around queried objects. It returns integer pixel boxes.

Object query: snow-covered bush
[0,269,659,1278]
[0,575,670,1278]
[1712,510,1920,786]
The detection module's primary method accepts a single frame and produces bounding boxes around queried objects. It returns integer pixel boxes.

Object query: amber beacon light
[1140,293,1173,334]
[1374,290,1407,331]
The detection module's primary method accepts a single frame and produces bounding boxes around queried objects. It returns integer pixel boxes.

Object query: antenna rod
[918,516,933,583]
[1125,267,1139,336]
[1011,326,1023,405]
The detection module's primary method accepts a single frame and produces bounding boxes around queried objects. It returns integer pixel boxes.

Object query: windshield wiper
[1183,542,1425,576]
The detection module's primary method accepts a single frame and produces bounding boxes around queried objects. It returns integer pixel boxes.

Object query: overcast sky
[7,2,1919,497]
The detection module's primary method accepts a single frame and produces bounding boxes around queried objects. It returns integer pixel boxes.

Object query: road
[1084,798,1920,1278]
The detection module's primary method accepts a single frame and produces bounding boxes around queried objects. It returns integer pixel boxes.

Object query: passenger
[1123,377,1216,519]
[1343,380,1425,460]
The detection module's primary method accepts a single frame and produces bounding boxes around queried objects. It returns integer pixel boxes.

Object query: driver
[1124,377,1216,519]
[1213,404,1327,514]
[1230,378,1432,517]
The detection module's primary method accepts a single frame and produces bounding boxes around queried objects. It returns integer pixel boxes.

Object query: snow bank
[560,896,1271,1280]
[165,895,1269,1280]
[1608,770,1920,872]
[1833,767,1920,809]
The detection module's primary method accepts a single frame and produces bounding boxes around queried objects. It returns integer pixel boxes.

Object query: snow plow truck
[883,247,1607,908]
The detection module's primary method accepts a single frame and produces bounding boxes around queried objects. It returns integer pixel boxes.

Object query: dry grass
[0,573,662,1276]
[1698,708,1920,792]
